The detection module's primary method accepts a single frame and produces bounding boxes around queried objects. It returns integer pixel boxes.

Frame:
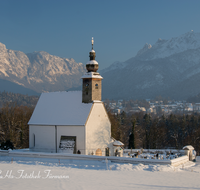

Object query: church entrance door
[59,136,76,154]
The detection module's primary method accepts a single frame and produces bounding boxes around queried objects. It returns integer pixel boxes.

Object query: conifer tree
[128,119,136,149]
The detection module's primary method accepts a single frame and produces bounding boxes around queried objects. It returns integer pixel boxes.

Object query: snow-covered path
[0,156,199,190]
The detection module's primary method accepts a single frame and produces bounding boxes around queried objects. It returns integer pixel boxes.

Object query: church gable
[85,101,111,155]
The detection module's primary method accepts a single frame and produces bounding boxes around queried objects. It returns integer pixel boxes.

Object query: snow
[113,141,124,146]
[183,145,194,150]
[136,43,152,57]
[101,61,129,73]
[86,60,98,65]
[0,156,199,190]
[28,91,93,126]
[135,31,200,60]
[0,42,86,94]
[81,71,103,79]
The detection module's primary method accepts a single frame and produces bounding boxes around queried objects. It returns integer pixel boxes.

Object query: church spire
[82,38,103,103]
[86,37,98,72]
[91,37,94,50]
[89,37,96,61]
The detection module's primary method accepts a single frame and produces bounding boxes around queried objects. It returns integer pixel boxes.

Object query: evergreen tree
[128,119,136,149]
[143,114,152,149]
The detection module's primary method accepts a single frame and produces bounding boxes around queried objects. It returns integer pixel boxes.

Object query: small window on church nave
[33,133,35,147]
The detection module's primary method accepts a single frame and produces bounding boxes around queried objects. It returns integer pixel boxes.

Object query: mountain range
[101,30,200,100]
[1,31,200,100]
[0,42,85,95]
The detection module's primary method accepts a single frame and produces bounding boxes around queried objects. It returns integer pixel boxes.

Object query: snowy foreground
[0,156,199,190]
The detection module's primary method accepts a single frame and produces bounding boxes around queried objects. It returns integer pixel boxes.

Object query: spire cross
[91,37,94,50]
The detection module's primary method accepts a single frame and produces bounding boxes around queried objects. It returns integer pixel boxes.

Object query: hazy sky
[0,0,200,69]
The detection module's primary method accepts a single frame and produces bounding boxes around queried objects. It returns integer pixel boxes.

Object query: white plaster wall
[57,126,85,154]
[85,102,112,156]
[170,155,189,166]
[29,125,56,152]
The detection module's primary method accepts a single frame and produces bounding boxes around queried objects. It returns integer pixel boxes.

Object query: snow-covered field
[0,156,199,190]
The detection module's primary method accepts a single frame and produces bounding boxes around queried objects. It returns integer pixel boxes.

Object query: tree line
[0,100,200,155]
[0,103,33,149]
[0,91,39,108]
[108,110,200,155]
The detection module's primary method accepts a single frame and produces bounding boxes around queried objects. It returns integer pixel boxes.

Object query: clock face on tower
[85,83,89,88]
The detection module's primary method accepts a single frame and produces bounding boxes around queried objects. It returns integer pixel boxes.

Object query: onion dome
[86,37,99,72]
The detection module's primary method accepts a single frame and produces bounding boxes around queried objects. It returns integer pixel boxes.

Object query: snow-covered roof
[113,141,124,146]
[183,145,194,150]
[86,60,98,65]
[81,72,103,79]
[28,91,93,126]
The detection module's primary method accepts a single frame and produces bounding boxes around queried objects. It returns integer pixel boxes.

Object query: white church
[28,38,124,156]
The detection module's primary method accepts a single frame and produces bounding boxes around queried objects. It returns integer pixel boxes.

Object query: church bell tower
[82,38,103,103]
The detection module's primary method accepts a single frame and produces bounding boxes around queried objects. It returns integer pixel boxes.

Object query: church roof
[183,145,194,150]
[113,140,124,146]
[28,91,93,126]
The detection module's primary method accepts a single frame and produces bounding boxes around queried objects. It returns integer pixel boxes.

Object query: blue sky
[0,0,200,69]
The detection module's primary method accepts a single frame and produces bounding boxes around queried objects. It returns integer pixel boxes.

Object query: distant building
[193,103,200,113]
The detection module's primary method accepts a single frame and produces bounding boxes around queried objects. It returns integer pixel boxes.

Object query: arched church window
[95,83,98,89]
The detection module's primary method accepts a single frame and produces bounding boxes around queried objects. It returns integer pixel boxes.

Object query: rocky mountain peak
[136,43,152,57]
[101,31,200,100]
[0,42,6,50]
[134,31,200,61]
[0,42,85,93]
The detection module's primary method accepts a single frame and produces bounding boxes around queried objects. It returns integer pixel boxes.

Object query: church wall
[29,125,56,153]
[91,79,101,101]
[57,126,85,154]
[29,125,86,154]
[82,79,92,103]
[82,78,102,103]
[85,102,112,156]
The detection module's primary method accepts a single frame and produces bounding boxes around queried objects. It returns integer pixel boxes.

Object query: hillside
[0,91,39,107]
[101,31,200,100]
[0,43,85,94]
[0,78,39,95]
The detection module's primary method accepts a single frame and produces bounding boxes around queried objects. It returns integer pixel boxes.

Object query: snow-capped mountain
[102,31,200,100]
[134,30,200,60]
[0,42,85,94]
[1,31,200,100]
